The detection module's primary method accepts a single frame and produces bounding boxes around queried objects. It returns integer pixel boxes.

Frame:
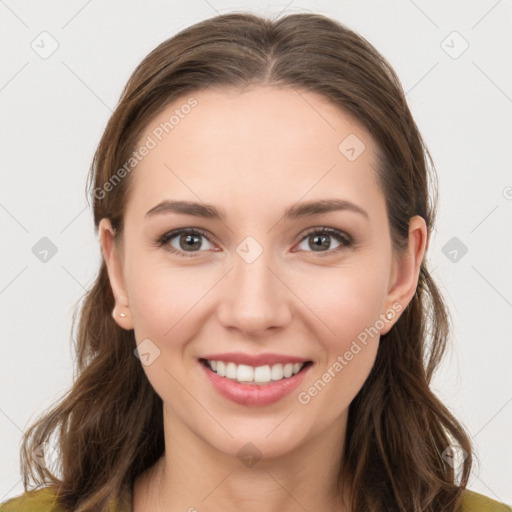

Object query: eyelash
[154,226,353,258]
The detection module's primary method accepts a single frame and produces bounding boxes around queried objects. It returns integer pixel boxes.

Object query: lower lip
[200,360,312,406]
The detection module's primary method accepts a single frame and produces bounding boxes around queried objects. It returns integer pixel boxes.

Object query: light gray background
[1,0,511,505]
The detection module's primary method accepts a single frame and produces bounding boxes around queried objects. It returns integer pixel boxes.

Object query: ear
[380,215,428,335]
[99,218,134,330]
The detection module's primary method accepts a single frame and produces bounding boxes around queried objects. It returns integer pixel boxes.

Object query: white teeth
[270,364,284,380]
[205,359,307,384]
[237,364,254,382]
[216,361,226,377]
[254,365,271,383]
[225,362,237,379]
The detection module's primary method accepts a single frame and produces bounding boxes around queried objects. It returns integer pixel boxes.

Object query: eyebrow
[145,198,369,221]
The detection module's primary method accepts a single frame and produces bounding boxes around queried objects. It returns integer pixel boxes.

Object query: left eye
[296,228,351,254]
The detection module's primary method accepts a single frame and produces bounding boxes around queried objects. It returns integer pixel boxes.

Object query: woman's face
[100,86,424,461]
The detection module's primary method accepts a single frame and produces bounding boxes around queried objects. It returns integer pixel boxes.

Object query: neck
[133,404,352,512]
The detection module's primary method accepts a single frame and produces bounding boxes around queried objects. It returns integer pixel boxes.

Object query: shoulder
[458,489,511,512]
[0,487,63,512]
[3,486,508,512]
[0,485,132,512]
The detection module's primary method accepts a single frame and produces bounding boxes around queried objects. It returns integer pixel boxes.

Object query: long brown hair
[18,12,473,511]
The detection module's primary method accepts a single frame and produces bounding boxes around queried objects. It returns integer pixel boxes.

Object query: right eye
[155,228,217,257]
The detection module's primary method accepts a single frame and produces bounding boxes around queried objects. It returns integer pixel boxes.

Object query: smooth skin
[99,86,427,512]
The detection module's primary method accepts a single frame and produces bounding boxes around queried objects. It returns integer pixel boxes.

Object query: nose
[216,248,292,336]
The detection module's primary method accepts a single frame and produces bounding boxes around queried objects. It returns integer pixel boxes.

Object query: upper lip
[200,352,312,367]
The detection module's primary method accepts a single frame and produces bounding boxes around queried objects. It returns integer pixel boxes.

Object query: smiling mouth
[199,358,313,385]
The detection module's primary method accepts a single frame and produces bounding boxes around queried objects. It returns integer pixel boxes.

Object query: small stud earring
[112,308,127,319]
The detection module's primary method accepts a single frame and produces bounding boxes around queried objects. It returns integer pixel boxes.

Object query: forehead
[126,86,383,222]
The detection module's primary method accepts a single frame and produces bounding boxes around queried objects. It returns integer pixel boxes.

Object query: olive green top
[0,486,511,512]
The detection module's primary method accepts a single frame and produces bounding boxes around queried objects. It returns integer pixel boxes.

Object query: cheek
[292,260,389,398]
[125,263,214,404]
[294,260,390,345]
[294,268,387,426]
[125,256,215,340]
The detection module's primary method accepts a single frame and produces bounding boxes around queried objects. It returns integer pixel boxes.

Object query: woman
[1,12,509,512]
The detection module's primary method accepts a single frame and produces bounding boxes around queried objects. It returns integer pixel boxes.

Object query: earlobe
[99,218,134,330]
[380,215,428,335]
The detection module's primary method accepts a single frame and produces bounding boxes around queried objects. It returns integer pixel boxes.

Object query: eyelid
[155,227,218,257]
[298,226,353,245]
[293,226,353,257]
